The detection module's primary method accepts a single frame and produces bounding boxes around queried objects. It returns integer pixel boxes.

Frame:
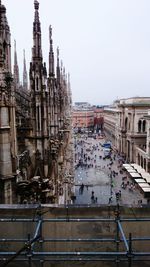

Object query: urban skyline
[3,0,150,105]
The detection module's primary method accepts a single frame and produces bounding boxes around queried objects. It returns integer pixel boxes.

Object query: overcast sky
[3,0,150,105]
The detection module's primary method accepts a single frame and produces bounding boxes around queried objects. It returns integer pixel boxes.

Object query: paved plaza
[74,135,147,206]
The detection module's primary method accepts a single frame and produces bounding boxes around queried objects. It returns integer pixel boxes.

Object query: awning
[130,163,140,169]
[141,187,150,192]
[126,169,137,173]
[145,177,150,183]
[123,164,132,168]
[141,173,150,178]
[134,179,146,183]
[136,182,150,188]
[123,166,134,170]
[130,173,141,178]
[135,167,145,173]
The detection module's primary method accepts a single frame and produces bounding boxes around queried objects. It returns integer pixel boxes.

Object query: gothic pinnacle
[49,25,52,42]
[23,49,28,90]
[49,25,54,76]
[33,0,42,59]
[34,0,39,10]
[0,0,2,30]
[57,46,59,66]
[14,39,16,52]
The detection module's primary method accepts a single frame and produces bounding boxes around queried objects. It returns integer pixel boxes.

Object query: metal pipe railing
[1,217,150,222]
[0,209,150,267]
[1,257,150,262]
[0,237,150,242]
[1,251,150,257]
[117,221,129,251]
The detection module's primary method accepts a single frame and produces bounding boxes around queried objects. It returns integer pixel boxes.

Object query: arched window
[36,77,39,91]
[143,120,146,132]
[138,120,142,132]
[138,154,140,165]
[128,122,130,131]
[125,117,128,131]
[144,158,146,170]
[141,156,143,168]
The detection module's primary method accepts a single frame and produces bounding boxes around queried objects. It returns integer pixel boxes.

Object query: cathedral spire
[0,1,4,69]
[13,40,20,88]
[32,0,42,59]
[0,2,11,70]
[49,25,54,77]
[68,72,72,103]
[56,46,60,82]
[23,49,28,90]
[0,1,1,27]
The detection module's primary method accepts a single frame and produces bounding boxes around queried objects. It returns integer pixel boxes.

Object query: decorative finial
[34,0,39,10]
[23,49,25,59]
[14,40,16,51]
[63,67,65,75]
[57,46,59,63]
[0,1,1,30]
[57,46,59,58]
[68,72,70,82]
[61,60,63,70]
[49,25,52,42]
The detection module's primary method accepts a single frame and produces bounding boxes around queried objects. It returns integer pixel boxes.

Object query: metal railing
[0,204,150,267]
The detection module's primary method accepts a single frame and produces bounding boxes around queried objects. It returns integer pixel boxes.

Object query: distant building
[74,102,91,109]
[73,108,94,131]
[104,97,150,172]
[73,103,104,132]
[93,107,104,133]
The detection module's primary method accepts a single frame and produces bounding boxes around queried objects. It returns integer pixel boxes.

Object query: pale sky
[3,0,150,105]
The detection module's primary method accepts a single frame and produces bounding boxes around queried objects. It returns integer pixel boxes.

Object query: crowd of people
[74,133,146,206]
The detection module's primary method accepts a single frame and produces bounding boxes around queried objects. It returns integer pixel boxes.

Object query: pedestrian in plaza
[91,195,94,203]
[108,196,112,204]
[147,199,150,205]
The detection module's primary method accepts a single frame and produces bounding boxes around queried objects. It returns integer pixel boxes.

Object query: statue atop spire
[23,49,28,91]
[14,40,17,67]
[34,0,39,23]
[13,39,20,89]
[49,25,54,76]
[49,25,52,44]
[57,46,59,66]
[0,0,2,30]
[34,0,39,10]
[32,0,42,59]
[14,39,16,51]
[0,1,11,71]
[56,46,60,83]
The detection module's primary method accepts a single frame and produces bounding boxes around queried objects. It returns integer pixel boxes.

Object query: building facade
[72,103,104,132]
[93,107,104,133]
[104,97,150,172]
[0,0,74,204]
[73,109,94,131]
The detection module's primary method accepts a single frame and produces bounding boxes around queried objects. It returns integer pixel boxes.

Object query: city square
[74,135,147,206]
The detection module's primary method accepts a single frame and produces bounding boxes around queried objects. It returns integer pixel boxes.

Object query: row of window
[125,118,147,133]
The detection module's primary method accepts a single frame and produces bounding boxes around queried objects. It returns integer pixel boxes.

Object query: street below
[74,134,147,206]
